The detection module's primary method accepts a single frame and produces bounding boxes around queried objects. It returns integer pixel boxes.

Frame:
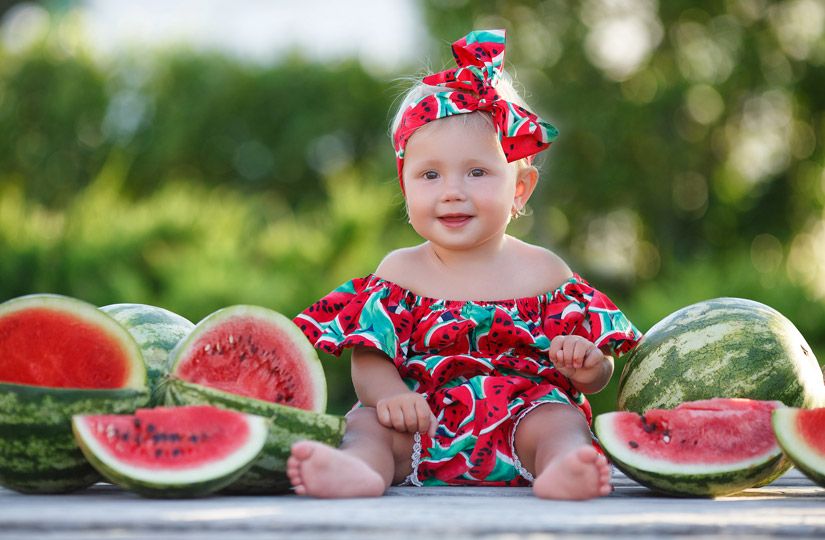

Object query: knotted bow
[392,29,558,185]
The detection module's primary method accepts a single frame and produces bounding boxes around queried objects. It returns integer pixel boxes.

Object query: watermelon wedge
[0,294,150,493]
[73,406,268,498]
[170,305,326,412]
[165,305,345,493]
[772,407,825,487]
[595,398,789,497]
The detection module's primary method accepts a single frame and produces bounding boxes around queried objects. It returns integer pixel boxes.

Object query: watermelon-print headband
[392,29,559,186]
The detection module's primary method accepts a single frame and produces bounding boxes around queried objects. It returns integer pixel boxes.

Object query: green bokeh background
[2,0,824,416]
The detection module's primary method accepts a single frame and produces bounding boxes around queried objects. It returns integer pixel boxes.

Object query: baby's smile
[438,213,473,227]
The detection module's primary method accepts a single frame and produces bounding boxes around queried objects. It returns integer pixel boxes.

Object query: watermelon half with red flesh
[73,405,268,497]
[0,294,150,493]
[170,305,326,412]
[595,398,789,497]
[164,305,345,493]
[772,407,825,487]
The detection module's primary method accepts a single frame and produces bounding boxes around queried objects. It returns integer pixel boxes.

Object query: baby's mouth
[438,214,473,227]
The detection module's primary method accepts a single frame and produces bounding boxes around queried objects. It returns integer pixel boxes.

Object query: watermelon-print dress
[294,273,641,487]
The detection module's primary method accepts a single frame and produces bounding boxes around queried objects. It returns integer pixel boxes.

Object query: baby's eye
[469,168,486,177]
[423,170,439,180]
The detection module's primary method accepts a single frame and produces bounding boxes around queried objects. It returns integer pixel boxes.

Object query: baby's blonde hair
[390,69,537,171]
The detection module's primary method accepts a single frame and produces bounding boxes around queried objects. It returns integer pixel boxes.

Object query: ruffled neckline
[364,272,586,307]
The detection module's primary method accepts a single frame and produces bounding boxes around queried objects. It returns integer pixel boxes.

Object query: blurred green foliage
[1,1,824,415]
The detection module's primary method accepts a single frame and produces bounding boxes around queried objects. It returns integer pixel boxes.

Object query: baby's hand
[549,335,607,385]
[376,392,437,437]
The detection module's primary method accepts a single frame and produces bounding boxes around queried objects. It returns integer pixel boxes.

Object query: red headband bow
[392,29,558,186]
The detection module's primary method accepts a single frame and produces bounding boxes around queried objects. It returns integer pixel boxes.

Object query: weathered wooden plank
[0,470,822,539]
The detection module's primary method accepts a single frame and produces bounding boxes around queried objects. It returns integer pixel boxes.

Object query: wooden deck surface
[0,469,823,539]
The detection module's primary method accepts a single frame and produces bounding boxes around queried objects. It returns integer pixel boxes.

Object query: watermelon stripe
[0,384,149,493]
[618,298,824,412]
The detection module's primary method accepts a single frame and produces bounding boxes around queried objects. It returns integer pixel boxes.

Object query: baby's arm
[548,336,615,394]
[351,346,436,436]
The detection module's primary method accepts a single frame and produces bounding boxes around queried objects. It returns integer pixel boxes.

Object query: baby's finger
[390,405,407,433]
[402,401,420,433]
[561,339,577,366]
[428,412,438,438]
[415,400,432,434]
[582,347,604,369]
[571,339,592,368]
[376,402,393,429]
[548,336,565,359]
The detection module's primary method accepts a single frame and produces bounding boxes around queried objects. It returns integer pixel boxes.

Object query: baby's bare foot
[286,441,386,498]
[532,446,612,500]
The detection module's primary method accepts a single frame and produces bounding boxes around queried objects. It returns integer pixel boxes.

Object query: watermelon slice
[73,406,268,498]
[0,294,150,493]
[164,305,345,493]
[772,407,825,487]
[595,398,789,497]
[170,305,326,412]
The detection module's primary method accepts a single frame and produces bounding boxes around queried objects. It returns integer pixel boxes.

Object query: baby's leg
[286,407,415,498]
[513,403,611,500]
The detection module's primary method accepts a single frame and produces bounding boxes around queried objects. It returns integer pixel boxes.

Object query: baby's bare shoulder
[374,246,426,283]
[510,240,574,291]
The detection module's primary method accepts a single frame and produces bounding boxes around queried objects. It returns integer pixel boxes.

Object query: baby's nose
[440,175,467,201]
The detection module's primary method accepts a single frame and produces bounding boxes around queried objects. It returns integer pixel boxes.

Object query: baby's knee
[345,406,380,426]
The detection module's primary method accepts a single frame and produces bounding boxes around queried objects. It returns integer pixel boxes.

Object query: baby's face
[401,114,523,251]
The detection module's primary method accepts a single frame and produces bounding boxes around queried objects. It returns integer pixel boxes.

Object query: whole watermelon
[100,303,194,404]
[618,298,824,413]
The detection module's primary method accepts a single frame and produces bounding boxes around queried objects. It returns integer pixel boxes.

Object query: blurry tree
[1,1,824,414]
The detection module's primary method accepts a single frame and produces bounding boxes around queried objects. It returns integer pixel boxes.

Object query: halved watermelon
[164,305,345,493]
[73,405,268,497]
[595,398,789,497]
[0,294,149,493]
[772,407,825,487]
[170,305,326,412]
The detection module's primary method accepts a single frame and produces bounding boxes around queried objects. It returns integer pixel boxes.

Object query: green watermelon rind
[72,410,269,498]
[0,294,150,494]
[594,411,789,497]
[169,304,327,413]
[618,298,824,413]
[100,303,195,405]
[165,378,345,493]
[772,408,825,487]
[0,384,150,493]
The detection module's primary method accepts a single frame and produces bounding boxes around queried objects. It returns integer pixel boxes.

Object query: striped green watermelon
[595,398,788,497]
[164,305,344,493]
[618,298,824,413]
[100,303,194,404]
[772,407,825,487]
[73,405,268,498]
[0,294,150,493]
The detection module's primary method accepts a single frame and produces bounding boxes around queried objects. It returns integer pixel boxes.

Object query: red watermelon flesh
[612,398,780,465]
[78,406,253,470]
[797,408,825,456]
[0,302,141,389]
[172,307,326,412]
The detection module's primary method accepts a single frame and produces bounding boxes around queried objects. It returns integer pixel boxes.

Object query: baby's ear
[515,165,539,200]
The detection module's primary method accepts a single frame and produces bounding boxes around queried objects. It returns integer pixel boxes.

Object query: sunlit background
[1,0,824,414]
